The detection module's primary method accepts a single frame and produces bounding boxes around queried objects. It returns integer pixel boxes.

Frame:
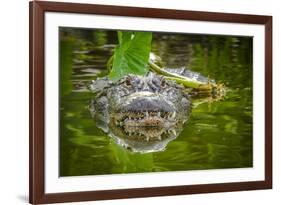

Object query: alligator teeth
[167,112,176,120]
[145,111,149,117]
[171,129,176,136]
[157,112,161,117]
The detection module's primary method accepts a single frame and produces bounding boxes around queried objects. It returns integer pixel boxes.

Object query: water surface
[59,28,253,176]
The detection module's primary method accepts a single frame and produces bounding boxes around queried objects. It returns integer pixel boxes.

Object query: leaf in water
[109,31,152,81]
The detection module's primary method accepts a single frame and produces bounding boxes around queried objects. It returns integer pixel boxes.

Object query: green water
[59,28,253,176]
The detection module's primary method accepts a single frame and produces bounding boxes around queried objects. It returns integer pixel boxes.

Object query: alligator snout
[123,95,175,113]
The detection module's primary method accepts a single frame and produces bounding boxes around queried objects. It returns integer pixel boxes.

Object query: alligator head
[89,72,191,153]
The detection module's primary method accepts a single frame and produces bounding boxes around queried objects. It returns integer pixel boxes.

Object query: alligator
[88,65,221,153]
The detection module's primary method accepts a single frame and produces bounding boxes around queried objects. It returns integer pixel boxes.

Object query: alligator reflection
[91,110,187,153]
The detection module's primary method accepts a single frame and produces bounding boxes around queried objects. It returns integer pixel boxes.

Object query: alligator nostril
[142,82,151,92]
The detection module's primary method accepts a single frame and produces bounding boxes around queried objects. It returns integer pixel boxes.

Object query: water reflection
[91,108,185,153]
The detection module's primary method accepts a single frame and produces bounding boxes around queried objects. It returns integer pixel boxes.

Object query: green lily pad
[109,31,152,81]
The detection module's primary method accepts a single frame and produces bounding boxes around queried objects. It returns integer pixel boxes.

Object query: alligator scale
[89,63,223,153]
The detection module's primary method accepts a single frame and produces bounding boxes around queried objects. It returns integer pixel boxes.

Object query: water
[59,28,253,176]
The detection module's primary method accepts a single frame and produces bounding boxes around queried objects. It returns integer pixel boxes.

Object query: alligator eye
[161,79,166,87]
[125,77,132,87]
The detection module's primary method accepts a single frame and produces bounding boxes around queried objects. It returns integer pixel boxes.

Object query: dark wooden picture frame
[29,1,272,204]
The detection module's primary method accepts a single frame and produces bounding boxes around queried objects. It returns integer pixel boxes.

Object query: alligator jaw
[113,110,177,127]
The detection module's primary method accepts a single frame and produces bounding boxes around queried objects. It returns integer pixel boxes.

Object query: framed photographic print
[29,1,272,204]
